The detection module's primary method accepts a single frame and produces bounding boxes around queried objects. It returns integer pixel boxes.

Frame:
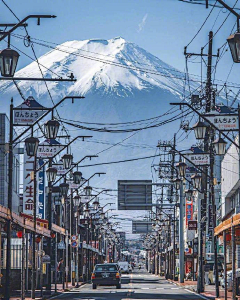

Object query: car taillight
[116,272,120,278]
[91,273,95,279]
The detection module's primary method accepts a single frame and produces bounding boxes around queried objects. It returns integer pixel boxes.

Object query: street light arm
[36,135,92,173]
[12,96,85,144]
[0,15,56,42]
[53,155,98,186]
[170,102,239,149]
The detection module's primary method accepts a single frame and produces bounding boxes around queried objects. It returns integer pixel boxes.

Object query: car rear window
[95,265,117,271]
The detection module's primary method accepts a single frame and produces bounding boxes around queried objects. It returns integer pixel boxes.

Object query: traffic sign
[71,241,78,248]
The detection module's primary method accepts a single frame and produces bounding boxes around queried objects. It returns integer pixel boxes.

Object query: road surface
[51,269,207,299]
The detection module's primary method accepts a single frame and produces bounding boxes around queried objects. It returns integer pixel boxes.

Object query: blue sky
[1,0,240,85]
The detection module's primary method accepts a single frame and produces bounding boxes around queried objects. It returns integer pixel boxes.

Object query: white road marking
[141,287,149,289]
[171,287,179,289]
[184,288,210,300]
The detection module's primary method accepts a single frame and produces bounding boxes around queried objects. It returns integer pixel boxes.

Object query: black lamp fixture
[84,185,92,196]
[83,207,90,218]
[100,212,105,220]
[25,136,39,157]
[46,167,57,182]
[59,182,69,197]
[173,178,181,190]
[0,48,20,77]
[44,119,60,139]
[185,189,193,199]
[93,199,99,210]
[227,33,240,63]
[176,161,187,177]
[73,171,82,184]
[212,136,227,155]
[191,173,202,190]
[62,153,73,169]
[73,195,81,207]
[192,120,208,140]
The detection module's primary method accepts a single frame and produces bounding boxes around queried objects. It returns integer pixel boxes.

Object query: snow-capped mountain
[0,37,185,101]
[0,38,191,238]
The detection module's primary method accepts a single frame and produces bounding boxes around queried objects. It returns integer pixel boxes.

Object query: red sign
[186,199,193,225]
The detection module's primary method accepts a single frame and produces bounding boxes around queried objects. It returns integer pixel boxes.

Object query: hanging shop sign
[80,196,91,203]
[23,152,34,215]
[37,139,65,158]
[53,160,69,175]
[188,220,197,231]
[185,153,210,166]
[203,113,239,131]
[37,159,45,219]
[66,180,79,189]
[186,199,193,225]
[13,96,48,125]
[58,241,66,250]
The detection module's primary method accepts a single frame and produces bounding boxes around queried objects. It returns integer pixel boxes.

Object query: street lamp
[25,136,39,157]
[0,48,20,77]
[84,207,90,218]
[100,212,105,220]
[46,167,57,182]
[185,189,193,198]
[62,153,73,169]
[93,199,99,210]
[173,178,181,190]
[73,171,82,184]
[44,119,60,139]
[191,174,202,190]
[212,136,227,155]
[84,185,92,196]
[192,120,208,140]
[59,182,69,197]
[176,161,187,177]
[73,195,81,207]
[227,33,240,63]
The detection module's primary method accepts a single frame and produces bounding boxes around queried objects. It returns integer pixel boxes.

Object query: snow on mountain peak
[0,37,185,99]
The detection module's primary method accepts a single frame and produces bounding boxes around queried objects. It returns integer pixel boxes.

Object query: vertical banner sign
[23,152,34,215]
[38,159,45,219]
[186,199,193,225]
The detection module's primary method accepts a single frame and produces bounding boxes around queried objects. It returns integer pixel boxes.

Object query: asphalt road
[51,269,206,300]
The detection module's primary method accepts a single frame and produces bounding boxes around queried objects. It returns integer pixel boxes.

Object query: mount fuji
[0,37,191,237]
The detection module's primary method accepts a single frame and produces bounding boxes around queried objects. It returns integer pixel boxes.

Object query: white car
[118,261,129,274]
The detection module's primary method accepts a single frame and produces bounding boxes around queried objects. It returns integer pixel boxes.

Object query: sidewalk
[167,278,240,299]
[7,281,86,300]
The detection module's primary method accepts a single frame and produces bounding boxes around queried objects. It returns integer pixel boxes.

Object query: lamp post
[5,96,84,300]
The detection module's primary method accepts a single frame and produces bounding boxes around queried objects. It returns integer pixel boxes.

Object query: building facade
[0,114,20,213]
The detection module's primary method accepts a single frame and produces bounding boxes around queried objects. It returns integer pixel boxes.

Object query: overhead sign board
[66,180,79,189]
[13,96,48,125]
[203,113,239,131]
[132,221,152,234]
[118,180,152,210]
[37,139,65,158]
[185,153,210,166]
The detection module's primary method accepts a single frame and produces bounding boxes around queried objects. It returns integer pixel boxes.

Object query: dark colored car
[91,263,121,289]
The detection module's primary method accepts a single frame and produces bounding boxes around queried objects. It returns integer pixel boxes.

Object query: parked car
[118,261,129,274]
[91,263,121,289]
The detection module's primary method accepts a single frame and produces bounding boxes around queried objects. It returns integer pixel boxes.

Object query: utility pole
[184,31,219,296]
